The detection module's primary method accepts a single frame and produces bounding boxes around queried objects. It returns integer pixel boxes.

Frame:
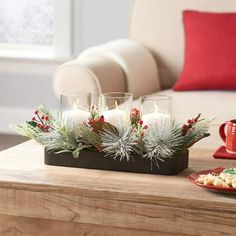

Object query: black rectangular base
[44,150,189,175]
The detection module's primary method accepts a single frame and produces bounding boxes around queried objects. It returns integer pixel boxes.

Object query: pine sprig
[100,121,137,161]
[10,123,42,143]
[144,121,184,165]
[37,119,85,158]
[10,104,55,142]
[183,119,211,148]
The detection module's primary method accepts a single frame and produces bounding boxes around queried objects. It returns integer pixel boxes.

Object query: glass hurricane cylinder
[99,92,133,126]
[60,92,92,126]
[139,95,172,128]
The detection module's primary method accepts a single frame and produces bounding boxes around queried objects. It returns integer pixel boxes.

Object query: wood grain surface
[0,214,164,236]
[0,140,235,235]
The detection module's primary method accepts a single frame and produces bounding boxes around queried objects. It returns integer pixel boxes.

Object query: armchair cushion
[173,10,236,91]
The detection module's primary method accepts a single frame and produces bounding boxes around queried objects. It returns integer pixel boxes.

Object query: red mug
[219,119,236,155]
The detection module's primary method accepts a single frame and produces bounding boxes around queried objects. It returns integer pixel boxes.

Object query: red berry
[194,118,198,122]
[88,120,94,126]
[45,116,49,121]
[32,117,36,121]
[45,125,50,129]
[41,116,45,120]
[144,125,148,129]
[99,115,105,123]
[137,119,143,125]
[34,111,38,115]
[187,119,192,124]
[182,124,188,130]
[37,123,42,128]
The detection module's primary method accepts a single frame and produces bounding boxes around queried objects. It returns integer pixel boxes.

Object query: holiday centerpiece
[11,93,211,175]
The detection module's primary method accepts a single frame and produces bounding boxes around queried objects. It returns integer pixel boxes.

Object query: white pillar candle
[102,109,126,126]
[142,112,171,128]
[62,109,90,126]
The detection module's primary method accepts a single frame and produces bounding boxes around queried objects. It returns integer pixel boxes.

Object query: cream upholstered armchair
[53,0,236,148]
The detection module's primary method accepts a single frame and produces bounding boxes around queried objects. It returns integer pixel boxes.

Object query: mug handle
[219,122,227,142]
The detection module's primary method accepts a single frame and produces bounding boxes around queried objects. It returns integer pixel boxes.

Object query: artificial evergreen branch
[100,121,137,161]
[10,123,42,143]
[183,119,211,148]
[10,104,55,143]
[144,121,184,166]
[37,119,84,158]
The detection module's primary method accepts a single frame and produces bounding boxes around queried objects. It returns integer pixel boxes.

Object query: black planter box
[44,149,189,175]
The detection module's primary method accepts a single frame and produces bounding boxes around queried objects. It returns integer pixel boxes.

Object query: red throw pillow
[173,10,236,91]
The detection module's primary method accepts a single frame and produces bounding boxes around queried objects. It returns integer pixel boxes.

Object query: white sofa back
[130,0,236,89]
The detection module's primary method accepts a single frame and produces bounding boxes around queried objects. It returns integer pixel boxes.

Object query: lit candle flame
[115,101,119,110]
[154,103,158,113]
[73,98,80,109]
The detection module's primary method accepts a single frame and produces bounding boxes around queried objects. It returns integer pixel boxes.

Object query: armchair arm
[53,50,125,102]
[91,39,161,99]
[53,39,160,100]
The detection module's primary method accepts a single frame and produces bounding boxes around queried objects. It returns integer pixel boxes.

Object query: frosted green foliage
[10,104,55,144]
[37,119,85,158]
[183,119,211,148]
[10,123,42,142]
[144,121,184,165]
[100,121,137,161]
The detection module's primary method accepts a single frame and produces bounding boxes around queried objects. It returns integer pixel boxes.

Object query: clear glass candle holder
[60,92,92,126]
[98,92,133,126]
[139,95,172,128]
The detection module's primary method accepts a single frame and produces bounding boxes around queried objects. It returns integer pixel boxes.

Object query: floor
[0,134,29,151]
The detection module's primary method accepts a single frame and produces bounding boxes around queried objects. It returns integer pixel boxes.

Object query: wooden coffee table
[0,140,235,235]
